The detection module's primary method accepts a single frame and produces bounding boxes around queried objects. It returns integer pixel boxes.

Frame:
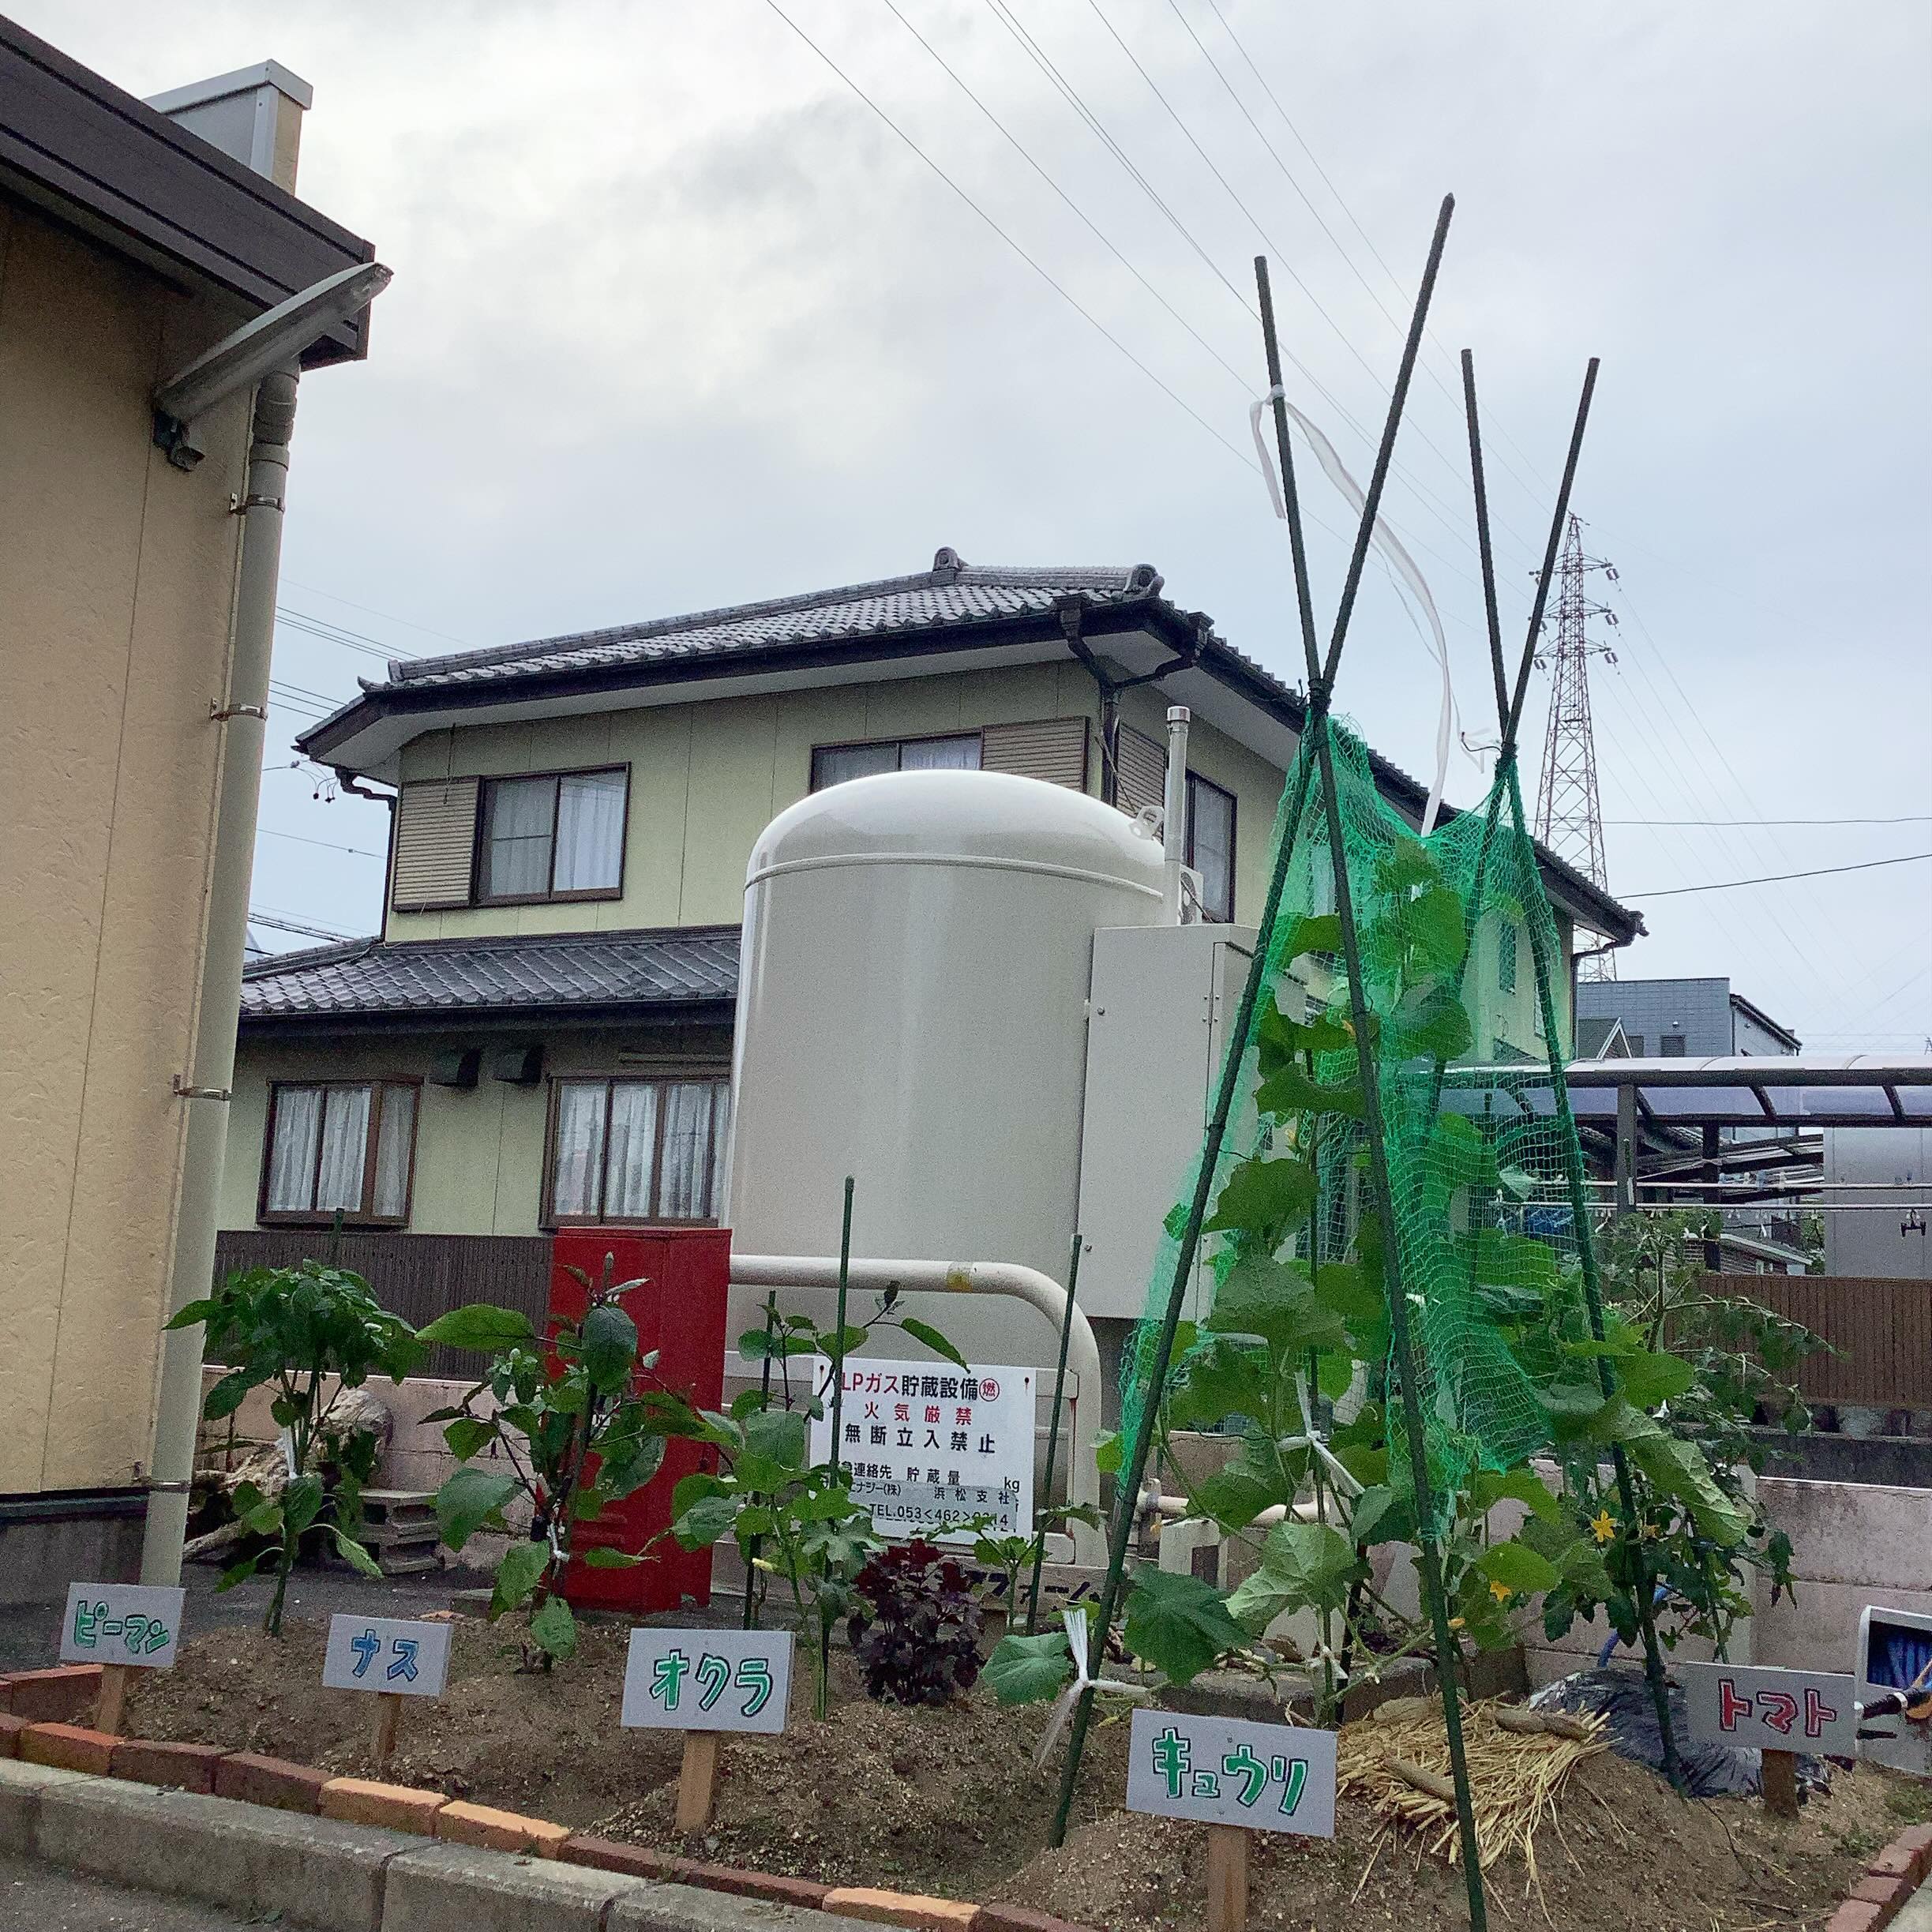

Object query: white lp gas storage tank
[725,768,1168,1364]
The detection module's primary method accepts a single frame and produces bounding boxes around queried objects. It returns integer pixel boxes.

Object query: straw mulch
[1337,1696,1607,1882]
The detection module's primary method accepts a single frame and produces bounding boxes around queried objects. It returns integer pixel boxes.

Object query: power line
[258,827,384,861]
[249,910,357,943]
[279,577,472,648]
[1630,852,1932,898]
[1608,815,1932,827]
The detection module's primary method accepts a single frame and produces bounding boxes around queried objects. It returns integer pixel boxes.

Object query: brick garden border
[0,1664,1081,1932]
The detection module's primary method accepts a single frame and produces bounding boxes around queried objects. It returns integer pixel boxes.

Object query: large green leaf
[435,1465,520,1551]
[1204,1157,1318,1243]
[1389,979,1472,1064]
[415,1304,537,1354]
[900,1317,969,1371]
[1375,837,1440,893]
[1255,1060,1364,1122]
[1165,1339,1270,1431]
[1206,1256,1343,1356]
[1406,887,1469,974]
[327,1525,383,1579]
[1470,1466,1565,1523]
[1474,1537,1559,1595]
[1255,1518,1364,1615]
[1284,913,1344,960]
[741,1404,807,1469]
[673,1493,741,1550]
[580,1545,648,1567]
[580,1303,640,1394]
[1124,1569,1245,1683]
[985,1629,1071,1705]
[491,1537,549,1615]
[1615,1349,1698,1409]
[441,1416,496,1462]
[1592,1398,1751,1544]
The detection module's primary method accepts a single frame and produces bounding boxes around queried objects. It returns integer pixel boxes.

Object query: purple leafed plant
[847,1538,985,1705]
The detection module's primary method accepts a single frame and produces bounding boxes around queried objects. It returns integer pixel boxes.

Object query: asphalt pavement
[0,1855,275,1930]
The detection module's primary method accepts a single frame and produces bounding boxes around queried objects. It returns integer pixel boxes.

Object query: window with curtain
[810,734,980,791]
[546,1075,730,1225]
[1185,772,1236,922]
[261,1081,418,1225]
[479,767,628,902]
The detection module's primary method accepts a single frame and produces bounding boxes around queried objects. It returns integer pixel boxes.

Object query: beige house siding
[0,201,253,1493]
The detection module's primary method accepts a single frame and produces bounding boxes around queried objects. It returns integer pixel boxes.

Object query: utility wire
[258,827,384,861]
[763,0,1261,475]
[1630,852,1932,897]
[1608,815,1932,827]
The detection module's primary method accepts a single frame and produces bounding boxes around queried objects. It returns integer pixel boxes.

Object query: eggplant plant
[419,1257,670,1668]
[167,1260,422,1636]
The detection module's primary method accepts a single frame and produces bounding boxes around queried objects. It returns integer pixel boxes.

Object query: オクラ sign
[621,1629,793,1735]
[59,1584,185,1671]
[1125,1708,1337,1836]
[1679,1660,1859,1755]
[809,1356,1034,1541]
[322,1615,453,1699]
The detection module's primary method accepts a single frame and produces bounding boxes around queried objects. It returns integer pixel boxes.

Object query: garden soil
[126,1619,1928,1927]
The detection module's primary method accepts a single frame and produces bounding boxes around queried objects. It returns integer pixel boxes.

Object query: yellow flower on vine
[1488,1579,1514,1604]
[1589,1508,1616,1545]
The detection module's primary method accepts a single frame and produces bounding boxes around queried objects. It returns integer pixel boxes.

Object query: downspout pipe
[1162,705,1190,923]
[728,1251,1105,1564]
[140,370,298,1585]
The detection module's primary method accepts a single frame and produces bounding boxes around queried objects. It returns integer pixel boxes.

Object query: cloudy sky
[29,1,1930,1050]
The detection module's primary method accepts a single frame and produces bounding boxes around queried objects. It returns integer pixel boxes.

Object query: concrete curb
[1827,1822,1932,1932]
[0,1698,1093,1932]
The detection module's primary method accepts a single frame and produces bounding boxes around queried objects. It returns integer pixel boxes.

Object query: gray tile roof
[375,553,1163,695]
[241,927,738,1023]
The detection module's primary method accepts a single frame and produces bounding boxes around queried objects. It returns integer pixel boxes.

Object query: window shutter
[979,716,1089,790]
[391,778,479,910]
[1114,726,1165,819]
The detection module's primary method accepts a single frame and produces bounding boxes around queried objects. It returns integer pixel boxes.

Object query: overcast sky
[29,1,1930,1051]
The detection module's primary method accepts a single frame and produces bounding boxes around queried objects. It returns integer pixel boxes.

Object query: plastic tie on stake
[1034,1607,1149,1771]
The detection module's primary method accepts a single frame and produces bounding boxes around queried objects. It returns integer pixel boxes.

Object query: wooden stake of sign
[1206,1824,1248,1932]
[371,1691,403,1775]
[676,1732,721,1832]
[95,1664,131,1735]
[1761,1747,1799,1820]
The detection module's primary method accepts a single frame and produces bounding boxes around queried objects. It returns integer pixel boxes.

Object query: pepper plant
[167,1260,422,1636]
[419,1257,670,1668]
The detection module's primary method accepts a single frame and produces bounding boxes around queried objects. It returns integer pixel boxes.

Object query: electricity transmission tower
[1533,514,1620,979]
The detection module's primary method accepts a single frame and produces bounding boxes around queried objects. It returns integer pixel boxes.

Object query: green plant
[848,1539,985,1704]
[661,1289,964,1717]
[167,1260,422,1635]
[972,1502,1105,1631]
[418,1258,670,1668]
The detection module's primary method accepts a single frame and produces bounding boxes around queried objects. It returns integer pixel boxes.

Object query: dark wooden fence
[1706,1273,1932,1409]
[212,1230,552,1380]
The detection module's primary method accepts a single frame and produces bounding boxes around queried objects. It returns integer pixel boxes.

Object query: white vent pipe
[1162,704,1191,924]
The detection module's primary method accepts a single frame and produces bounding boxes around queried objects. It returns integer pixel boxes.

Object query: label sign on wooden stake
[322,1615,452,1698]
[621,1629,793,1735]
[59,1584,185,1671]
[1679,1660,1859,1754]
[1125,1708,1338,1836]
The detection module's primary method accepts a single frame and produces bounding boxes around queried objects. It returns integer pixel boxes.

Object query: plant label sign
[1679,1660,1859,1754]
[322,1615,453,1699]
[810,1356,1034,1541]
[1125,1709,1338,1836]
[59,1583,185,1670]
[621,1629,793,1735]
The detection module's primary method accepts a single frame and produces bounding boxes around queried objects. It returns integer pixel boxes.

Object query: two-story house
[220,550,1641,1341]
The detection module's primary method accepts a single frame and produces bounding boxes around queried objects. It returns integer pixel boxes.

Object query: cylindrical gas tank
[725,769,1167,1351]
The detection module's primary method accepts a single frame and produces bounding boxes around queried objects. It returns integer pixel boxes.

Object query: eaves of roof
[296,554,1641,947]
[0,15,375,364]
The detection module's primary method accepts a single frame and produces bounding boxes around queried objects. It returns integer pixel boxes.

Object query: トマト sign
[322,1615,453,1700]
[59,1584,185,1671]
[621,1629,793,1735]
[1679,1660,1860,1755]
[1125,1708,1338,1836]
[810,1356,1034,1541]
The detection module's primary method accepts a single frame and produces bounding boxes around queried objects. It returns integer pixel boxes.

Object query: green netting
[1121,717,1596,1527]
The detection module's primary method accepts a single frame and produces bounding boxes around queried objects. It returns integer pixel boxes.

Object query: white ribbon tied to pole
[1033,1604,1150,1770]
[1249,388,1480,835]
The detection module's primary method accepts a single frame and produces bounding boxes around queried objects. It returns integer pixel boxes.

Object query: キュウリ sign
[621,1629,793,1735]
[810,1356,1034,1540]
[59,1584,184,1671]
[1125,1708,1337,1836]
[322,1615,453,1699]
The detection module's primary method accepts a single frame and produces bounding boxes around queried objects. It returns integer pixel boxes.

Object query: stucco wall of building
[0,201,253,1494]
